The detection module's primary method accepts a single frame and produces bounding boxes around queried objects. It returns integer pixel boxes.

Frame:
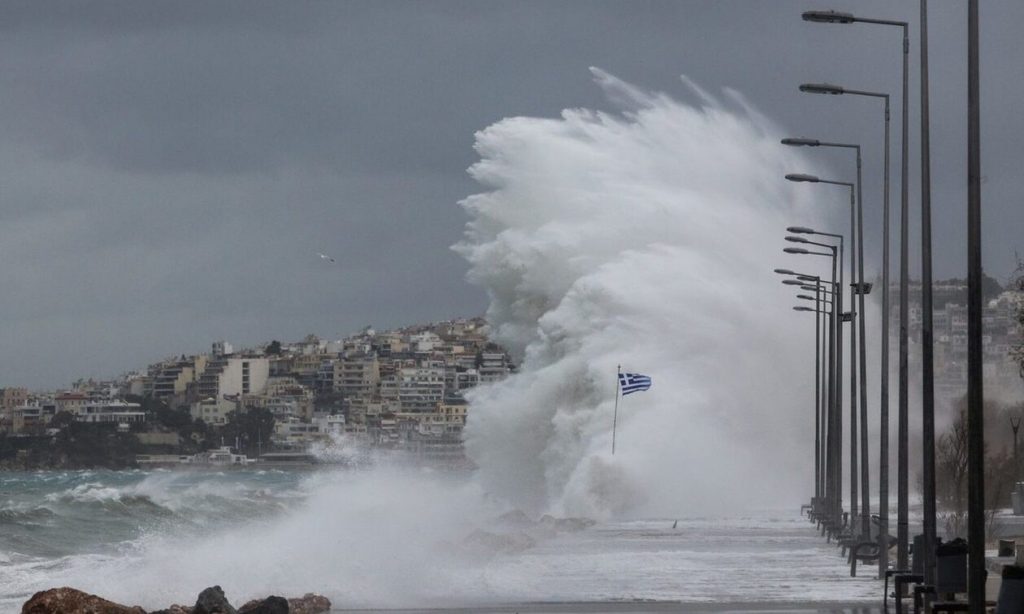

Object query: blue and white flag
[618,372,652,395]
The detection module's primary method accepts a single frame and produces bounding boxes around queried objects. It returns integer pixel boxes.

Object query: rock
[150,607,193,614]
[21,587,146,614]
[193,586,237,614]
[237,596,288,614]
[237,593,331,614]
[287,594,331,614]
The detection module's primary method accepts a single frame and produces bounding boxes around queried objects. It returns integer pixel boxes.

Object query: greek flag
[618,372,652,395]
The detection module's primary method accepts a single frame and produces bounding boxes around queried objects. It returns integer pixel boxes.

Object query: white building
[74,400,146,425]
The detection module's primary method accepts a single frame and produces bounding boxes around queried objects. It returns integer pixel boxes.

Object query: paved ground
[336,602,882,613]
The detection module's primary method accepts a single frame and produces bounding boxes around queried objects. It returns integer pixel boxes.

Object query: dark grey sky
[1,1,1020,389]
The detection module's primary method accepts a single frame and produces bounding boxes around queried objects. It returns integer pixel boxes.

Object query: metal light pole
[786,177,860,535]
[786,155,868,540]
[786,229,845,526]
[785,243,842,527]
[786,181,860,532]
[966,0,984,609]
[795,298,833,515]
[796,83,893,568]
[919,0,938,591]
[800,277,835,504]
[779,268,828,511]
[801,8,909,575]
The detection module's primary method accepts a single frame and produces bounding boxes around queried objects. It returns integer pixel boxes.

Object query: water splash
[456,68,833,519]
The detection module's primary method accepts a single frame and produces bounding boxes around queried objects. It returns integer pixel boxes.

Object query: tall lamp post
[913,0,939,592]
[784,243,842,528]
[787,230,860,533]
[785,170,869,539]
[786,276,831,511]
[966,0,984,609]
[801,8,909,576]
[779,268,829,512]
[798,79,895,577]
[801,278,835,510]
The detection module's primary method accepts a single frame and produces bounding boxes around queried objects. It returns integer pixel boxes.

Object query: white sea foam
[457,68,832,519]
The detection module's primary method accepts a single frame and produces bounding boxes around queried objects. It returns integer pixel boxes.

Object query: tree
[1009,257,1024,380]
[935,400,1019,540]
[220,407,275,457]
[50,411,75,429]
[266,340,283,356]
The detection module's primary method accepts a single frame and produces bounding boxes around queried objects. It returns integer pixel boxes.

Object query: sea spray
[457,68,836,519]
[1,469,498,609]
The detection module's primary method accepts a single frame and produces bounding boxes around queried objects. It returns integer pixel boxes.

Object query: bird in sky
[318,252,336,263]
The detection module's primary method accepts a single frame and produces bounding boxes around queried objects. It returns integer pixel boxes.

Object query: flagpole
[612,365,621,455]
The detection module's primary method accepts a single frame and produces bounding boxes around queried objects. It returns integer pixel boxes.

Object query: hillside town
[897,278,1024,407]
[0,317,514,468]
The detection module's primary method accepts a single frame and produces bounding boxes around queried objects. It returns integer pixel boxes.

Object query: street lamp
[786,165,869,541]
[784,144,871,538]
[789,275,831,513]
[784,242,843,529]
[799,83,845,96]
[967,2,984,607]
[802,10,856,24]
[800,80,897,580]
[801,6,910,580]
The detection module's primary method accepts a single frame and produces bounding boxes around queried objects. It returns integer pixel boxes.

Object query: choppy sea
[0,469,880,613]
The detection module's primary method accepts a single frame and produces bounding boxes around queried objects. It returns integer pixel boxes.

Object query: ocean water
[0,468,880,613]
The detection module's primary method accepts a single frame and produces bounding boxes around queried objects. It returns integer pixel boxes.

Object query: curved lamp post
[786,169,868,539]
[784,243,842,528]
[801,7,910,578]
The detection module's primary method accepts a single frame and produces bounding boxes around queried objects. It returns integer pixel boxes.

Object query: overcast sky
[1,1,1020,389]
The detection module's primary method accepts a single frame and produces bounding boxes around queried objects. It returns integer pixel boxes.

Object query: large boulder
[237,596,288,614]
[237,593,331,614]
[21,587,146,614]
[193,586,237,614]
[287,594,331,614]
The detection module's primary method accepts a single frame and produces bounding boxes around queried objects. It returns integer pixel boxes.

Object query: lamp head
[785,236,809,244]
[793,306,814,312]
[782,279,804,286]
[781,137,821,147]
[774,268,796,275]
[787,226,816,234]
[785,173,820,183]
[783,247,810,254]
[799,83,845,95]
[802,10,856,24]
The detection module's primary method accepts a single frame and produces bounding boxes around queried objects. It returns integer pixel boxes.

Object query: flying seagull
[318,252,336,263]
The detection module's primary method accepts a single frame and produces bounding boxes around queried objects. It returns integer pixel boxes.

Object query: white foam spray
[456,68,835,519]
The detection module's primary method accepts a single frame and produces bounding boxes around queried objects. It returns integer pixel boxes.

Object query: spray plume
[457,68,834,519]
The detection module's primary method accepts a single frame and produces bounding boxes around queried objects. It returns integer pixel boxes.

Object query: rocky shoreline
[21,586,330,614]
